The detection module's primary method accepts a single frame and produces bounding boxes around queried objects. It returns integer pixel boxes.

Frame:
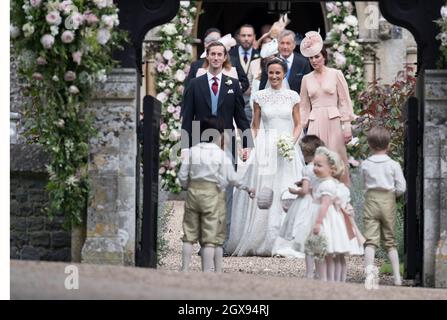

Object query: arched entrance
[197,2,326,54]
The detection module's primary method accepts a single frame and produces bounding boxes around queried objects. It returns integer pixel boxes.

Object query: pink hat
[300,31,323,57]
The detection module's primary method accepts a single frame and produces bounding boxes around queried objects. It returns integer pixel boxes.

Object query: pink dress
[299,67,355,185]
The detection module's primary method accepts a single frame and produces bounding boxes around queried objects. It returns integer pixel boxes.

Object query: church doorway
[196,2,326,54]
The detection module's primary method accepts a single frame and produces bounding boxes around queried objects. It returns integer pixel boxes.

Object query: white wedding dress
[226,87,305,257]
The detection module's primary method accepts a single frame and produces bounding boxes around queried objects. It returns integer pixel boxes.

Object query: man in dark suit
[183,29,249,99]
[229,24,261,124]
[260,29,311,93]
[182,42,253,253]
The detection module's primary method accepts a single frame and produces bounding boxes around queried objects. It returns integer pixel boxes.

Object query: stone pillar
[406,45,418,75]
[358,41,378,85]
[422,70,447,287]
[81,68,138,266]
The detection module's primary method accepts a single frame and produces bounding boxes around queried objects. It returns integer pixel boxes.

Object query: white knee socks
[316,259,327,281]
[388,248,402,286]
[181,242,193,271]
[305,254,314,279]
[202,246,215,272]
[364,245,375,268]
[214,246,223,273]
[334,255,346,282]
[326,256,335,281]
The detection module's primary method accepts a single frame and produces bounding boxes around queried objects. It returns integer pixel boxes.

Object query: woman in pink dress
[299,31,355,185]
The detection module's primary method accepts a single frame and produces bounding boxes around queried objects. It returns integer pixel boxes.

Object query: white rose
[173,69,183,81]
[190,7,196,13]
[52,75,59,82]
[22,23,35,37]
[101,15,116,29]
[441,6,447,19]
[169,130,180,142]
[346,31,353,37]
[163,50,174,60]
[337,45,345,53]
[185,44,193,54]
[69,85,80,94]
[180,1,190,8]
[156,92,168,103]
[96,69,107,83]
[176,41,186,51]
[350,83,357,91]
[40,34,55,49]
[50,25,59,36]
[93,0,108,9]
[65,12,84,30]
[344,15,358,27]
[162,23,177,35]
[97,28,111,45]
[10,25,20,39]
[61,30,75,43]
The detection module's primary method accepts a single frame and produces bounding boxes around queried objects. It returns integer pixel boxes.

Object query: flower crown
[315,146,344,177]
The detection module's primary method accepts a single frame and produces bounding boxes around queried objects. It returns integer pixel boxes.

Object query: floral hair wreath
[315,146,345,176]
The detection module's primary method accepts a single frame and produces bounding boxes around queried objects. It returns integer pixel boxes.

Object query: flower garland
[325,1,364,114]
[435,1,447,68]
[154,1,196,193]
[11,0,127,227]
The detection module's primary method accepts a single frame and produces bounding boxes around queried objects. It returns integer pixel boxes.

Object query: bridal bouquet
[304,233,328,261]
[277,135,294,161]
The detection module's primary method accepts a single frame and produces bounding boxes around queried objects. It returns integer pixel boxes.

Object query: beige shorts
[363,189,397,250]
[182,180,226,247]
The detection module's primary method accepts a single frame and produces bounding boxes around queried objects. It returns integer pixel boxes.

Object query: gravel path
[158,201,409,286]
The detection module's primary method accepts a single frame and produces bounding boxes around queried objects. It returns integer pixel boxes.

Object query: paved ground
[10,201,447,300]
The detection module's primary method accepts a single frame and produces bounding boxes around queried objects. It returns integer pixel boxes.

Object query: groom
[181,41,253,252]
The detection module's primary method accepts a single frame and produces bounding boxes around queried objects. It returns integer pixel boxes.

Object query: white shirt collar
[238,46,252,57]
[207,71,222,82]
[281,53,294,65]
[368,154,391,162]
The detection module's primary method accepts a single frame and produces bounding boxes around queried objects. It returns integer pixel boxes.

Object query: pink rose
[173,111,180,120]
[36,57,47,65]
[61,30,75,43]
[84,12,99,25]
[72,51,83,65]
[167,105,176,113]
[40,34,55,49]
[46,11,62,25]
[156,63,165,73]
[97,28,111,45]
[160,123,168,132]
[159,167,166,175]
[30,0,42,7]
[64,71,76,82]
[32,73,44,81]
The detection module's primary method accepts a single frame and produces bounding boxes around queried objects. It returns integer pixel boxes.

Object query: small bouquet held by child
[304,233,328,261]
[277,135,295,161]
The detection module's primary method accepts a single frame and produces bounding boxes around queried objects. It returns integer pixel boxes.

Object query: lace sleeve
[291,90,301,105]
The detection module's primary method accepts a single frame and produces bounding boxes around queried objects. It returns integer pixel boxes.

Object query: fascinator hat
[299,30,323,58]
[200,33,236,58]
[260,38,278,58]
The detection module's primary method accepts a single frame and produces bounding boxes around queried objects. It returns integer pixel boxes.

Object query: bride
[226,57,305,257]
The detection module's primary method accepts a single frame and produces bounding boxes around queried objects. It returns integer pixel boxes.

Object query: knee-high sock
[364,246,375,268]
[202,246,215,272]
[326,256,335,281]
[340,255,347,282]
[388,248,402,285]
[316,260,327,281]
[181,242,193,271]
[214,246,223,273]
[305,254,314,279]
[334,255,341,282]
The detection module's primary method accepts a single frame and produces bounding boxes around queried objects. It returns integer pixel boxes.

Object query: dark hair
[200,116,224,143]
[239,24,255,33]
[204,27,221,39]
[266,57,288,74]
[367,126,390,151]
[299,135,325,158]
[320,46,328,65]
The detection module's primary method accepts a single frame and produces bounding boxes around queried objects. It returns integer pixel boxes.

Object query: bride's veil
[265,78,290,90]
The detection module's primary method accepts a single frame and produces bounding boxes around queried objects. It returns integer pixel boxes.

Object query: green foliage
[11,0,127,227]
[434,2,447,69]
[325,1,365,115]
[350,66,417,165]
[154,2,197,194]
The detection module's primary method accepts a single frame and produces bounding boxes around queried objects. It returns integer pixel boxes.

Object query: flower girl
[279,135,324,276]
[308,147,352,281]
